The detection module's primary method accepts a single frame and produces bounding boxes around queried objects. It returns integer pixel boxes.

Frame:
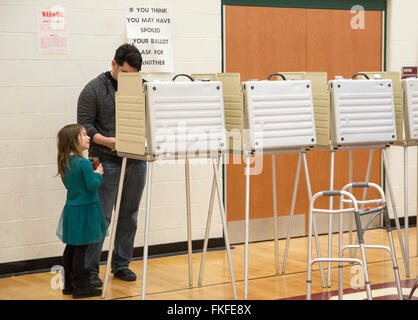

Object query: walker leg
[382,148,410,277]
[198,157,219,286]
[359,243,373,300]
[271,154,279,275]
[353,210,372,300]
[387,230,404,300]
[244,154,251,300]
[338,210,344,300]
[352,149,374,259]
[141,161,153,300]
[306,201,314,300]
[212,157,238,300]
[185,158,193,287]
[102,157,127,299]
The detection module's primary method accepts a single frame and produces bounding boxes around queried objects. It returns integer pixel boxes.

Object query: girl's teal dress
[56,155,107,245]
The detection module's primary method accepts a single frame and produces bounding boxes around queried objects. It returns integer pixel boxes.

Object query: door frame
[220,0,388,240]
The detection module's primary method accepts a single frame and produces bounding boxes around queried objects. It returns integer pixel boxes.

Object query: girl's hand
[94,164,104,175]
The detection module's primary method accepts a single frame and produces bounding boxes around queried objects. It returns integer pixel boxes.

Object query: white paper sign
[38,5,69,54]
[126,4,173,73]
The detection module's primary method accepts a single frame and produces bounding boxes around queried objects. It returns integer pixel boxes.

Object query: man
[77,43,147,286]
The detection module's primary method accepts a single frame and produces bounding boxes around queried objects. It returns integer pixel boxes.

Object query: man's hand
[104,137,116,150]
[93,133,116,150]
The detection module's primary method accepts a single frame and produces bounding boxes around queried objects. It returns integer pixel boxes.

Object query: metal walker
[306,182,403,300]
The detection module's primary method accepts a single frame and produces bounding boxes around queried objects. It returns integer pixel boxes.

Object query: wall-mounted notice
[37,5,68,54]
[126,4,173,73]
[402,66,417,79]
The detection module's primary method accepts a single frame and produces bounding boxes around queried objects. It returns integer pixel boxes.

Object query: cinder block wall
[0,0,223,265]
[0,0,416,265]
[386,0,418,219]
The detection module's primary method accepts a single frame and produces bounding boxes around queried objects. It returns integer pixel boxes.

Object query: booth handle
[172,74,195,82]
[351,73,370,80]
[267,73,287,81]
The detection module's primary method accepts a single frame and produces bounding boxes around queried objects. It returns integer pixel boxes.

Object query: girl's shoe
[62,288,73,295]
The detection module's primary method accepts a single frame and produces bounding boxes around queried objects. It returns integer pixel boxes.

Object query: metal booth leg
[306,192,314,300]
[348,150,353,258]
[282,153,302,274]
[282,153,325,287]
[212,157,238,300]
[185,158,193,287]
[404,146,410,272]
[382,148,410,277]
[302,153,326,288]
[350,149,374,260]
[244,153,251,300]
[382,205,404,300]
[271,154,279,275]
[198,157,218,286]
[327,151,335,287]
[141,161,153,300]
[102,157,128,299]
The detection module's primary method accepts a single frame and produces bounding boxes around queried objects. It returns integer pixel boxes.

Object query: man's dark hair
[114,43,142,71]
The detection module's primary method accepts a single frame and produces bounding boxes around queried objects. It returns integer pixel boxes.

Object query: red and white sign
[402,66,417,79]
[38,6,68,54]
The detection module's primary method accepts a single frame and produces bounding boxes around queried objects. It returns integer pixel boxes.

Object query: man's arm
[77,83,98,138]
[77,83,115,149]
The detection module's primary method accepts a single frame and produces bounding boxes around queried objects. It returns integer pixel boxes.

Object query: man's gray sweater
[77,72,121,163]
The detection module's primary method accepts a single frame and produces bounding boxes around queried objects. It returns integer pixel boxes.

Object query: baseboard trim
[0,237,226,278]
[390,216,417,229]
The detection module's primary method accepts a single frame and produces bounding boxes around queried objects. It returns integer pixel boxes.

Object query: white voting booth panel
[402,78,418,141]
[107,74,238,300]
[279,72,329,148]
[242,78,316,151]
[361,72,404,144]
[145,80,227,157]
[329,78,397,146]
[192,73,245,152]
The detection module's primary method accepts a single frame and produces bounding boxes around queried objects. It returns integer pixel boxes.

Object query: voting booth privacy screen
[329,76,397,147]
[402,78,418,142]
[145,79,227,157]
[242,77,316,151]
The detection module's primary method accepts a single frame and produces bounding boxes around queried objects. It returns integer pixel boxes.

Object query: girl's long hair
[56,124,85,178]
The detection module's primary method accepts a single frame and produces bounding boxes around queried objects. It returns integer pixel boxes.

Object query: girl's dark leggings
[63,244,89,289]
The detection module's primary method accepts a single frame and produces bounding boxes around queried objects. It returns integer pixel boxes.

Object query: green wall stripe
[221,0,386,11]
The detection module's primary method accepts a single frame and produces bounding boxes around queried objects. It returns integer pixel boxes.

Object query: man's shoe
[89,273,103,287]
[72,287,102,299]
[114,269,137,281]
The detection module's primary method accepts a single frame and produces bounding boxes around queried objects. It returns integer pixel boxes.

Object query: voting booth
[402,77,418,260]
[402,77,418,142]
[195,72,319,299]
[358,72,416,275]
[103,73,237,300]
[329,74,397,147]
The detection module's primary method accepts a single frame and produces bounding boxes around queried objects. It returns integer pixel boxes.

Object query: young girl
[56,124,107,299]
